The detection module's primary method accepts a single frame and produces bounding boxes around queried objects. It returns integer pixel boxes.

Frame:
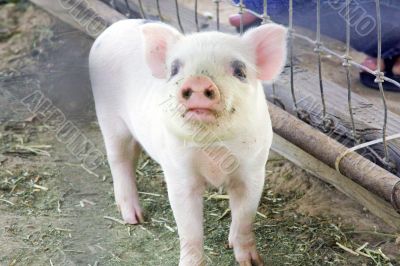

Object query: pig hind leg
[99,117,144,224]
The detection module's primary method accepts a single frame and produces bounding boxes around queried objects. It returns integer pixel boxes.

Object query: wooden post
[272,133,400,230]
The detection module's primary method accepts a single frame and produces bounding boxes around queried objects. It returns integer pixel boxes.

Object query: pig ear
[243,24,287,81]
[141,23,183,79]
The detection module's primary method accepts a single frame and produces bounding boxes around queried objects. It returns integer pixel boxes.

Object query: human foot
[361,56,385,72]
[229,11,259,27]
[360,56,400,91]
[361,56,400,75]
[392,57,400,75]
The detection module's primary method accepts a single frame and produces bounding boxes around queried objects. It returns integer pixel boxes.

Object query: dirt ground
[0,1,399,266]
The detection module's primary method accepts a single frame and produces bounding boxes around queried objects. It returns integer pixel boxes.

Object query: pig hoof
[238,253,264,266]
[179,256,205,266]
[117,203,144,224]
[233,242,264,266]
[251,253,264,266]
[225,242,232,249]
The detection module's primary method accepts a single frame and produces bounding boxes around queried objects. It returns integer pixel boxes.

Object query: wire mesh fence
[103,0,400,178]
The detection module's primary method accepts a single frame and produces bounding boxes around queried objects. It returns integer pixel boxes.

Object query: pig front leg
[164,169,206,266]
[100,118,144,224]
[227,172,265,266]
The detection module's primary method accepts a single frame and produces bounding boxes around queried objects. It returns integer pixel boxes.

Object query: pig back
[89,19,154,106]
[89,19,167,161]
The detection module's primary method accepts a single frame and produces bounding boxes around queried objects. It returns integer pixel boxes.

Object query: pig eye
[170,60,181,77]
[231,60,246,81]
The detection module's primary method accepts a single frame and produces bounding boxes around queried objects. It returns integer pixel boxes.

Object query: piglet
[89,19,287,265]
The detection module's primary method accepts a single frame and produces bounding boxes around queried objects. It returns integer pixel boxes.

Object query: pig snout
[178,76,221,122]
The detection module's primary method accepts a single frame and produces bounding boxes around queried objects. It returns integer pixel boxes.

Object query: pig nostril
[204,88,215,100]
[182,88,193,100]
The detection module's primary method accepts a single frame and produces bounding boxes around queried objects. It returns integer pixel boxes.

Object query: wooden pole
[269,103,400,212]
[272,133,400,230]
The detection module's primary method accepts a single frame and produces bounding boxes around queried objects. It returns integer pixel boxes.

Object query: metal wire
[315,0,327,124]
[234,0,399,93]
[374,0,389,162]
[194,0,199,32]
[109,0,115,9]
[124,0,132,18]
[291,32,400,89]
[156,0,163,22]
[344,0,357,142]
[174,0,185,33]
[137,0,146,19]
[272,82,277,99]
[239,0,244,35]
[261,0,270,24]
[214,0,220,31]
[262,0,276,102]
[280,0,394,167]
[316,3,324,112]
[289,0,298,112]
